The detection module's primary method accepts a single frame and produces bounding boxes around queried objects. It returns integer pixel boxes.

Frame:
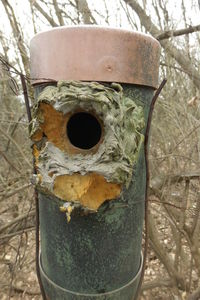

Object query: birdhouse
[30,26,160,300]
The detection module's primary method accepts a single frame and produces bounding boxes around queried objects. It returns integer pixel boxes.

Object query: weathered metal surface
[30,26,160,88]
[39,253,143,300]
[30,26,161,299]
[35,84,154,300]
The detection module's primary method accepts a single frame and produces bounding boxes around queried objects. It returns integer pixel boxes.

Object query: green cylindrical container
[30,26,160,300]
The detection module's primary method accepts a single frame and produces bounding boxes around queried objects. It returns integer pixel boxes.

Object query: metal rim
[30,26,160,88]
[39,252,143,297]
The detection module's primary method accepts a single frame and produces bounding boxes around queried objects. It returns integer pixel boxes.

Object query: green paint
[37,83,154,299]
[31,81,145,198]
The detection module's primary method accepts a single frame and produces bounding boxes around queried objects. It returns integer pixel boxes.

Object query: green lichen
[31,80,145,192]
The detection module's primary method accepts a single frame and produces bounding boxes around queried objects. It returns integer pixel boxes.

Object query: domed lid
[30,25,160,88]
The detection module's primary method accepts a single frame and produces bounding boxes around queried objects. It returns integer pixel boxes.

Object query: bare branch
[0,0,30,76]
[0,226,34,241]
[0,210,35,234]
[187,286,200,300]
[0,149,21,174]
[0,183,31,202]
[75,0,97,24]
[157,24,200,40]
[123,0,200,90]
[29,0,37,34]
[52,0,65,26]
[11,284,40,296]
[0,126,32,168]
[142,278,172,291]
[148,213,185,289]
[32,0,59,27]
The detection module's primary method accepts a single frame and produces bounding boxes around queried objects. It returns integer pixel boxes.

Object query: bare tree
[0,1,200,299]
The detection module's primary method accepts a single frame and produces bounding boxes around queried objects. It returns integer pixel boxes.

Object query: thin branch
[187,286,200,300]
[0,210,35,234]
[29,0,37,34]
[148,213,185,289]
[123,0,200,90]
[142,278,172,291]
[5,113,27,152]
[32,0,59,27]
[0,149,21,173]
[59,8,77,24]
[120,0,137,29]
[191,192,200,236]
[0,183,31,202]
[157,24,200,40]
[12,284,40,296]
[52,0,65,25]
[135,79,167,300]
[149,198,182,210]
[1,0,30,79]
[0,226,35,241]
[174,179,190,268]
[75,0,97,24]
[171,123,200,153]
[0,127,32,168]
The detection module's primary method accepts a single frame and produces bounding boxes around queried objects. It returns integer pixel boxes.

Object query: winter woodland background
[0,0,200,299]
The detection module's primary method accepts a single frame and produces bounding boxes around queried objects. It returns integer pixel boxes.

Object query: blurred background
[0,1,200,299]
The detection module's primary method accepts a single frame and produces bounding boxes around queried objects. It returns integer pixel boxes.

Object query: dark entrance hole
[67,112,102,150]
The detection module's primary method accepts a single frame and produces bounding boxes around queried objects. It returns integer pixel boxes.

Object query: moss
[31,81,145,210]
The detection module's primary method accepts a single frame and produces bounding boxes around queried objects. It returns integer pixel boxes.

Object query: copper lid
[30,26,160,88]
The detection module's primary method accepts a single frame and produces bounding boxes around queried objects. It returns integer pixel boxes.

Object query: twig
[187,286,200,300]
[160,62,200,81]
[174,178,190,268]
[52,0,65,25]
[171,123,200,153]
[150,153,200,165]
[123,0,200,90]
[8,201,33,298]
[157,24,200,40]
[5,113,27,152]
[0,120,27,124]
[0,226,35,242]
[32,1,59,27]
[0,126,32,168]
[148,213,185,289]
[75,0,97,24]
[134,78,167,300]
[20,74,32,122]
[0,55,22,77]
[0,149,21,173]
[1,53,57,83]
[142,278,172,291]
[0,284,40,295]
[12,284,41,295]
[149,198,182,210]
[0,210,35,234]
[0,183,32,202]
[191,192,200,235]
[35,189,47,299]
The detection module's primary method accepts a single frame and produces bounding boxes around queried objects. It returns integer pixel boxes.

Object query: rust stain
[30,26,160,88]
[32,145,43,183]
[54,173,121,210]
[31,128,43,141]
[33,144,40,166]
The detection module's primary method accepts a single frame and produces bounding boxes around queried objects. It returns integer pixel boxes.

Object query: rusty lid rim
[30,25,160,88]
[31,25,159,42]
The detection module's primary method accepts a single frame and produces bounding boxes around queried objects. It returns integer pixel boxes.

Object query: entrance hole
[67,112,102,150]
